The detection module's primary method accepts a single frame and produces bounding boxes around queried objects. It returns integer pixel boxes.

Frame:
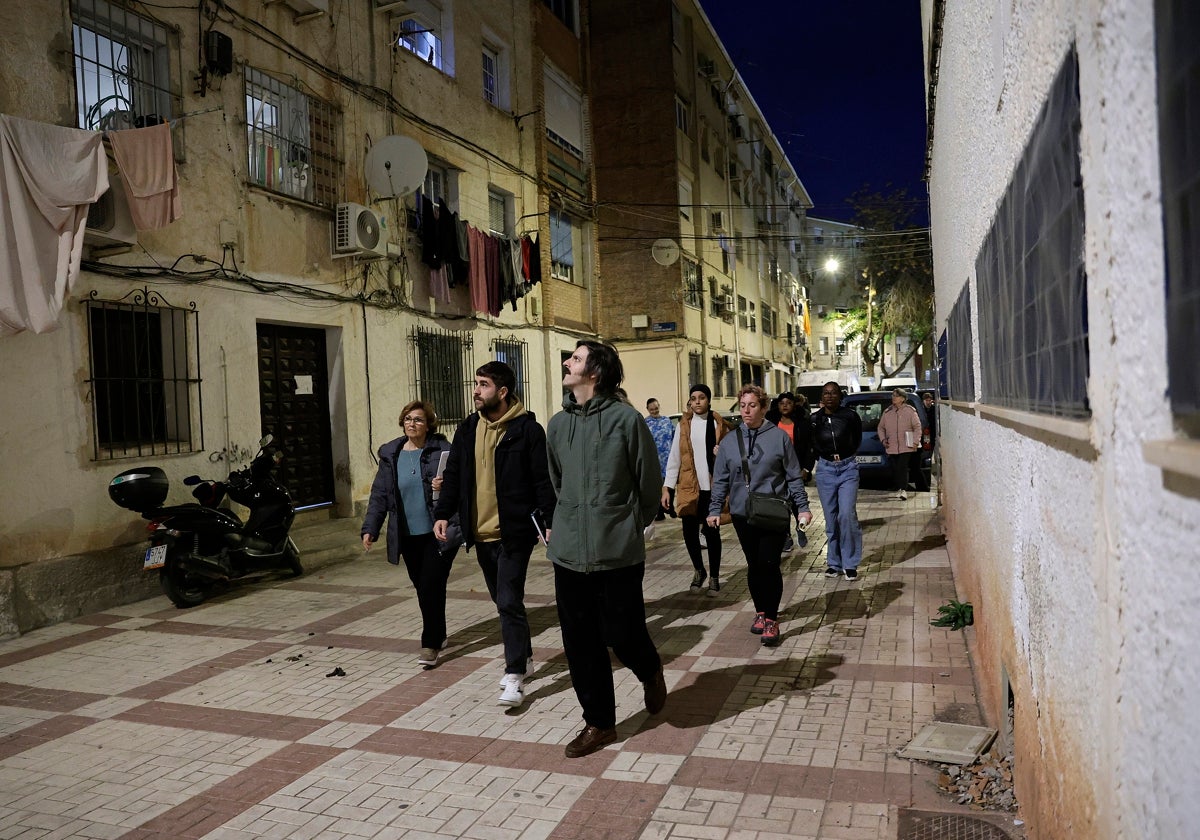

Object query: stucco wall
[925,0,1200,837]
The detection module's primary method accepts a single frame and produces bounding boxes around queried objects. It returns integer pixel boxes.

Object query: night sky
[699,1,929,225]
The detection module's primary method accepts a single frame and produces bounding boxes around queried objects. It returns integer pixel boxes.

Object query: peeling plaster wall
[925,0,1200,837]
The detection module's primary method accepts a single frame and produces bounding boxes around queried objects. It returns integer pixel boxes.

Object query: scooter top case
[109,467,169,512]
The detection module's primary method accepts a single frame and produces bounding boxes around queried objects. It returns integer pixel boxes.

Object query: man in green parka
[547,339,668,758]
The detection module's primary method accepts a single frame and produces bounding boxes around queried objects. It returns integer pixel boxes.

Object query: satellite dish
[651,238,680,266]
[364,135,428,198]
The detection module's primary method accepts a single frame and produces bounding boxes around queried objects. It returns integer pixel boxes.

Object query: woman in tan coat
[661,384,732,595]
[877,389,923,501]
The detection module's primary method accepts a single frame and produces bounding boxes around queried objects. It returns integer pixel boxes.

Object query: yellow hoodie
[472,398,527,541]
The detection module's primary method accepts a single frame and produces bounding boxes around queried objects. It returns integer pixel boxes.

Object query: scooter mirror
[183,475,201,485]
[259,434,274,448]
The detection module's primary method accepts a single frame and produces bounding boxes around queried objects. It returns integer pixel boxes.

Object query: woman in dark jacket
[361,400,462,667]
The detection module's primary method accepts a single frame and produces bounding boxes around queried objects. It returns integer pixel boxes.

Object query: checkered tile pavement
[0,488,984,839]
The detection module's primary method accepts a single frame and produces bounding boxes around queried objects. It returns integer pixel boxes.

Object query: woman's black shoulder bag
[735,427,792,532]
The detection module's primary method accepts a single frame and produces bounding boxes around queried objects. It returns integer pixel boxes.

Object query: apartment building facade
[589,0,813,414]
[0,0,599,634]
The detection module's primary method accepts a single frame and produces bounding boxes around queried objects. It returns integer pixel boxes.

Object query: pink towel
[108,122,182,230]
[0,114,108,336]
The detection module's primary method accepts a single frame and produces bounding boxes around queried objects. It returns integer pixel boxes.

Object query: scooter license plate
[144,544,167,570]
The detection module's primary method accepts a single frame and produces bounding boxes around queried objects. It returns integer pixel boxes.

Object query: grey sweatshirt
[708,420,811,519]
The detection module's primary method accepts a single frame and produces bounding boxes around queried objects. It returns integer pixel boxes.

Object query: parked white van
[879,371,919,390]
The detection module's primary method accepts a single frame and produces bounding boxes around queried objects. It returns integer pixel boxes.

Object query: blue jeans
[815,458,862,570]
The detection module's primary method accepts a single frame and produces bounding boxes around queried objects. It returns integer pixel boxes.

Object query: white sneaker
[899,490,908,501]
[498,674,524,707]
[498,657,534,686]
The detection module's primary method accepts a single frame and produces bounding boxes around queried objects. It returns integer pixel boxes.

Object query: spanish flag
[802,299,811,336]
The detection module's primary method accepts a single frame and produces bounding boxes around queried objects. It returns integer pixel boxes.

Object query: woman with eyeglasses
[361,401,462,667]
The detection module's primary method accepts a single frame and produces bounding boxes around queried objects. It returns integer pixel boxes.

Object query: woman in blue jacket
[361,401,462,666]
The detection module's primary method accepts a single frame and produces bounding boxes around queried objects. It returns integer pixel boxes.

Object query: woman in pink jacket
[877,389,923,501]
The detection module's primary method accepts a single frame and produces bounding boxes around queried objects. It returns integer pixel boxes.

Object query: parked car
[839,390,932,490]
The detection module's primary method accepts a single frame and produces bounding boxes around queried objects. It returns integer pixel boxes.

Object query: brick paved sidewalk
[0,489,987,839]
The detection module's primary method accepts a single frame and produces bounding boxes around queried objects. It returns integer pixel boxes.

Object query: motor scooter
[108,435,302,607]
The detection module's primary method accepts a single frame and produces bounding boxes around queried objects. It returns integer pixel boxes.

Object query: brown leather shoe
[643,667,667,715]
[564,724,617,758]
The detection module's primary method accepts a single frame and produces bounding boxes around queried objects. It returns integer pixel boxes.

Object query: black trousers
[731,518,787,620]
[554,561,662,730]
[890,451,913,492]
[399,532,456,649]
[681,489,721,579]
[474,540,533,675]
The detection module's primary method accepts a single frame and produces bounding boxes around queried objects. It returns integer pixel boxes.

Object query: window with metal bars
[84,289,202,460]
[947,285,975,402]
[683,258,702,308]
[976,49,1088,419]
[1156,0,1200,433]
[244,67,339,207]
[688,352,703,390]
[412,327,473,426]
[71,0,175,131]
[491,337,529,403]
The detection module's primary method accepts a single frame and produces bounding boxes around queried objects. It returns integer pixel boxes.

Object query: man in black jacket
[433,362,555,709]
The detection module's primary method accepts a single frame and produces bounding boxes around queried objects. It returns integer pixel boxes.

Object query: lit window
[72,0,174,130]
[482,46,498,105]
[683,258,701,308]
[550,208,579,283]
[675,96,690,135]
[399,18,441,68]
[245,67,340,207]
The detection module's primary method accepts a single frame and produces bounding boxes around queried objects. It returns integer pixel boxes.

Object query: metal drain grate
[897,809,1014,840]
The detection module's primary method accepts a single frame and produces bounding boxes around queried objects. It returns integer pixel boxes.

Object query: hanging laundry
[467,224,489,314]
[526,233,542,286]
[453,214,470,288]
[420,194,442,268]
[428,264,451,304]
[0,114,108,336]
[484,233,502,316]
[107,122,181,230]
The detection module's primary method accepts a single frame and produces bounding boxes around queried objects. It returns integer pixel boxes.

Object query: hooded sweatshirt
[473,398,527,541]
[546,392,662,572]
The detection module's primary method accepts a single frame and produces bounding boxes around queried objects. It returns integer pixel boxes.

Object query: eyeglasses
[402,416,427,425]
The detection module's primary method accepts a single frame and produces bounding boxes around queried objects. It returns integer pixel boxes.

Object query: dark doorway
[257,323,335,509]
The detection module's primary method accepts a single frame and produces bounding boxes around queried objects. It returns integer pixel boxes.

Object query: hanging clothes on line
[107,121,182,231]
[0,114,108,336]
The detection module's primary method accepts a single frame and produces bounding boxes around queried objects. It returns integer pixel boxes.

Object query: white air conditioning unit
[720,353,732,366]
[332,203,388,259]
[85,174,137,248]
[721,294,735,313]
[816,304,827,317]
[710,210,726,232]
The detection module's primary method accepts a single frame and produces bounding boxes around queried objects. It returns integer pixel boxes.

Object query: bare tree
[828,187,933,380]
